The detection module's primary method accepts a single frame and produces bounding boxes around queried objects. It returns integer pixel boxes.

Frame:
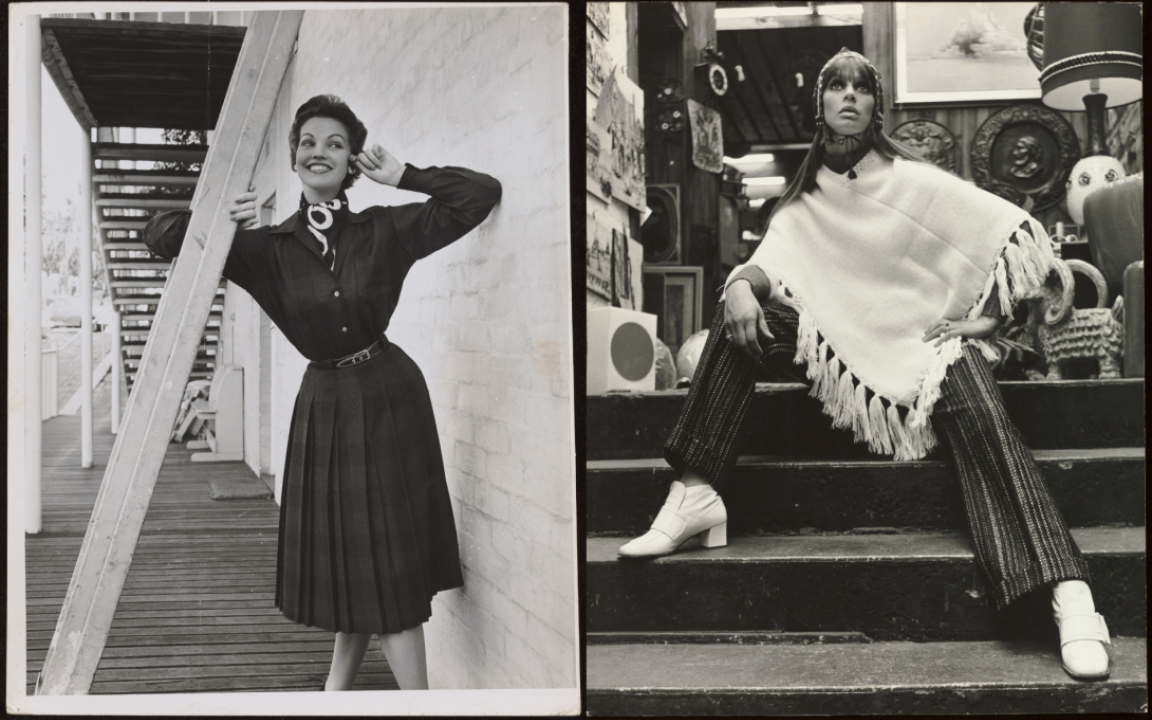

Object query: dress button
[334,291,340,297]
[342,327,348,332]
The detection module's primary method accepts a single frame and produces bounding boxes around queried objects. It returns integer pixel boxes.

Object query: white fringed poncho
[729,151,1055,461]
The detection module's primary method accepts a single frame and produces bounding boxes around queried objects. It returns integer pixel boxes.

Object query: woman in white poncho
[617,50,1112,681]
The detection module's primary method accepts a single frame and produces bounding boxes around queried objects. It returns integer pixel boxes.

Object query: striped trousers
[665,301,1091,608]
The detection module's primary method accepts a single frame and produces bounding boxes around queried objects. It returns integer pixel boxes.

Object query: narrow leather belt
[313,334,390,369]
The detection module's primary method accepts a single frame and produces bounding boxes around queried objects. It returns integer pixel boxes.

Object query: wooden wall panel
[682,2,722,322]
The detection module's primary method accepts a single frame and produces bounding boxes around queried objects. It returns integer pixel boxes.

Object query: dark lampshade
[1040,3,1142,111]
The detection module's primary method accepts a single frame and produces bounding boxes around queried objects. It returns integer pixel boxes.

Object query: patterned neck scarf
[299,192,349,271]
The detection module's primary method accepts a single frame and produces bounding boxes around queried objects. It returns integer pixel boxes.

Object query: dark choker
[823,141,872,178]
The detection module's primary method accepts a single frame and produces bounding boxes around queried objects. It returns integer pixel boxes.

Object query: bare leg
[379,624,429,690]
[325,631,372,691]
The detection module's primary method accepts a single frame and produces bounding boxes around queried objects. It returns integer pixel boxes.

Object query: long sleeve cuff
[143,209,193,260]
[724,264,773,302]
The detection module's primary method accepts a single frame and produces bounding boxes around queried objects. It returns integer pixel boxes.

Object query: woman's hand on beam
[227,190,259,230]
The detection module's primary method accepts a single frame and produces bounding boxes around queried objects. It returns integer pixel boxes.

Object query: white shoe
[617,481,727,558]
[1052,580,1111,680]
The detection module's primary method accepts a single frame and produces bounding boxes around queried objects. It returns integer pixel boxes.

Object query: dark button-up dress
[144,164,502,633]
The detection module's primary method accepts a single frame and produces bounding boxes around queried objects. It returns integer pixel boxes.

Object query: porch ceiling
[716,24,862,154]
[40,18,246,132]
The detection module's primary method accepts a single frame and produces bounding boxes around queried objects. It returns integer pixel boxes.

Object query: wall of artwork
[863,2,1094,230]
[586,2,645,311]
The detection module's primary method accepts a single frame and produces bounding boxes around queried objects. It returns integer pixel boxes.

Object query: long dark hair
[767,51,926,224]
[289,95,369,191]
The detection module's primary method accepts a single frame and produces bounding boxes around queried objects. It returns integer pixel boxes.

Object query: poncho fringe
[785,216,1054,461]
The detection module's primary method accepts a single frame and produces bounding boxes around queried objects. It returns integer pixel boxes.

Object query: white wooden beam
[35,10,304,695]
[80,127,94,468]
[26,13,43,535]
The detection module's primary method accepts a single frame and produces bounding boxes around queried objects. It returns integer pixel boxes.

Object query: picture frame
[642,266,703,360]
[893,2,1042,106]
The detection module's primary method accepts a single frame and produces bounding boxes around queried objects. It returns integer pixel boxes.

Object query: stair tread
[599,378,1144,398]
[587,637,1147,690]
[587,527,1145,563]
[603,380,1142,400]
[589,447,1146,471]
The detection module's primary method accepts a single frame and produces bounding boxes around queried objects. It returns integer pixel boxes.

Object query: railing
[42,346,58,420]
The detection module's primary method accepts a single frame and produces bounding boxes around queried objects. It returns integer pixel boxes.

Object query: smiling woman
[143,93,502,692]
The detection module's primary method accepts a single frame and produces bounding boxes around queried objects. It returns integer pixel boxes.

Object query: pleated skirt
[275,343,464,634]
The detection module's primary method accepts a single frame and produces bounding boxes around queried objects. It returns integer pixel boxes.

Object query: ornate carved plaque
[971,104,1080,212]
[890,119,958,173]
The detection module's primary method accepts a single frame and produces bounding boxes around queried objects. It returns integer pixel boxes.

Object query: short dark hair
[289,95,369,191]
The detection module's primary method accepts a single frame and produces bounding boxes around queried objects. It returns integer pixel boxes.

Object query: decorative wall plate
[971,104,1080,212]
[890,119,958,173]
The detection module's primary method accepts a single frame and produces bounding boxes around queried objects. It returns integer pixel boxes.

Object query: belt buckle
[337,347,371,368]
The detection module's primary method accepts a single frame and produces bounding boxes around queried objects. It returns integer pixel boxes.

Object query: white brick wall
[252,6,575,690]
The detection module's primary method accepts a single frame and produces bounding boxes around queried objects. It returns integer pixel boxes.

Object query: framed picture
[586,215,613,301]
[591,67,647,211]
[612,227,634,310]
[642,266,703,359]
[893,2,1042,105]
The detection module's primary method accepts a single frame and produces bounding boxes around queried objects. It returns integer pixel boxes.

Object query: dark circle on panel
[611,322,654,381]
[971,104,1080,212]
[890,119,958,173]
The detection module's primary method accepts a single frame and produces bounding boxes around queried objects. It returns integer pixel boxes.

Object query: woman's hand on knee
[922,316,1001,346]
[355,144,406,187]
[228,190,259,230]
[724,280,773,360]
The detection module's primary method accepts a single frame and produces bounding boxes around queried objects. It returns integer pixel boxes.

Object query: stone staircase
[585,380,1147,715]
[94,142,224,389]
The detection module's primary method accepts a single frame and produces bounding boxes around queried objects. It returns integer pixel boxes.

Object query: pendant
[848,169,857,180]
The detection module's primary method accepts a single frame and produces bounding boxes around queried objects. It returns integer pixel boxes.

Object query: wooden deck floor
[26,377,399,694]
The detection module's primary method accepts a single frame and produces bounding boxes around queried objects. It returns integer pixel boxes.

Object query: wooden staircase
[585,380,1147,714]
[37,10,304,695]
[93,142,223,389]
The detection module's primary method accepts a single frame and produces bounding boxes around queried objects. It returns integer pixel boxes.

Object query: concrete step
[586,638,1147,715]
[588,449,1146,535]
[587,380,1145,461]
[586,528,1146,640]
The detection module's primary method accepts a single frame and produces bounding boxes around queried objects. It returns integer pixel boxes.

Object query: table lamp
[1039,2,1142,158]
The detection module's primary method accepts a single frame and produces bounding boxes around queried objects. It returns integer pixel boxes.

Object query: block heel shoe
[1052,580,1112,680]
[617,481,727,558]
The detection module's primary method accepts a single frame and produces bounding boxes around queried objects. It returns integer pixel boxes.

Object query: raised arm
[388,164,502,260]
[352,142,501,261]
